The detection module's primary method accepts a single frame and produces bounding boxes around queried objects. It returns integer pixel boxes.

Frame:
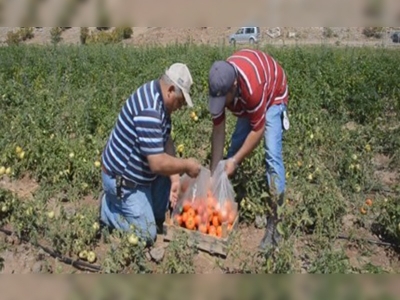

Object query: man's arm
[224,126,264,177]
[165,136,180,183]
[210,118,226,174]
[226,86,268,175]
[232,126,265,165]
[135,110,199,178]
[147,153,197,177]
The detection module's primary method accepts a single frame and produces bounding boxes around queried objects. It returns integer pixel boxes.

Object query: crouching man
[100,63,201,245]
[207,49,290,249]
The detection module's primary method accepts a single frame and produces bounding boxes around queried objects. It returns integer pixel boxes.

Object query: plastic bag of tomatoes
[209,160,238,231]
[172,162,238,238]
[172,166,211,231]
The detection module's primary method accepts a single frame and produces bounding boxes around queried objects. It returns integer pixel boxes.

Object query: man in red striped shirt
[208,48,289,249]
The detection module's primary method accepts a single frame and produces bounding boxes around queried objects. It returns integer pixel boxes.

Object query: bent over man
[100,63,201,245]
[208,49,290,249]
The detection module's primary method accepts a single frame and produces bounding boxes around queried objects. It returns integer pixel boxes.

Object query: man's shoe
[156,219,166,235]
[98,191,104,212]
[258,217,281,250]
[98,191,106,230]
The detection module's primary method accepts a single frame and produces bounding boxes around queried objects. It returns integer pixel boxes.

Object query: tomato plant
[0,43,398,273]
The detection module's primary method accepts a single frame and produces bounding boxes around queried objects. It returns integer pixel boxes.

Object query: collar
[153,79,171,120]
[233,66,241,106]
[154,79,168,114]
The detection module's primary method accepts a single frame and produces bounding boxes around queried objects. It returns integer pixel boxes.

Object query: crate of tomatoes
[163,161,239,257]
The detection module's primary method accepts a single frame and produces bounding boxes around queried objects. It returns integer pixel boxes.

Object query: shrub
[5,31,21,46]
[322,27,336,38]
[362,27,384,38]
[5,27,35,46]
[114,27,133,39]
[121,27,133,39]
[86,30,121,45]
[50,27,63,45]
[19,27,34,41]
[80,27,90,45]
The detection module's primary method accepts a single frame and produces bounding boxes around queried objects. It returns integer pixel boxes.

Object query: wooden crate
[163,203,239,258]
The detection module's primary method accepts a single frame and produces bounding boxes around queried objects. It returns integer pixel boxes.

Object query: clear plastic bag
[170,161,238,238]
[171,166,211,231]
[209,160,238,227]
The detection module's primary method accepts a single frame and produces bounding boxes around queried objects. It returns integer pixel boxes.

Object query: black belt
[118,176,138,189]
[102,165,138,198]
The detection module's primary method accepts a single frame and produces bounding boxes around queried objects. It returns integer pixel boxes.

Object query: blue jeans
[100,171,170,244]
[227,103,287,196]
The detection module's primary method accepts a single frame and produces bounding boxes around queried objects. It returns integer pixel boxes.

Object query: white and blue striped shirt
[102,80,171,185]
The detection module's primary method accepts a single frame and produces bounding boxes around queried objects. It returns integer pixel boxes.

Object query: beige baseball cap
[165,63,194,107]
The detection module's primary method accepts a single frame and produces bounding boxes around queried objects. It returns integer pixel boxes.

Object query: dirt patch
[237,224,265,252]
[342,214,358,233]
[348,241,398,273]
[0,234,55,274]
[373,154,392,169]
[0,175,39,200]
[372,154,398,187]
[193,252,222,274]
[340,226,399,273]
[343,121,359,131]
[374,171,398,186]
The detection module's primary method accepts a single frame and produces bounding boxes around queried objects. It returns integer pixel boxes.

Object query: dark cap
[208,60,236,116]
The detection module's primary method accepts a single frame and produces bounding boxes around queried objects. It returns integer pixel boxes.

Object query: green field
[0,43,399,273]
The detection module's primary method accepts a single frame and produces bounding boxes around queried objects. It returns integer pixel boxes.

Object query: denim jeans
[227,103,287,196]
[100,171,170,244]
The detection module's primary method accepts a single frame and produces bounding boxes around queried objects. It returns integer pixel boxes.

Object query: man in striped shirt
[100,63,201,245]
[208,49,289,249]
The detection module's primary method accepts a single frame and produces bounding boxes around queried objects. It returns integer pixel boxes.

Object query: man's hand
[169,175,180,208]
[225,158,238,178]
[185,158,201,178]
[232,127,265,168]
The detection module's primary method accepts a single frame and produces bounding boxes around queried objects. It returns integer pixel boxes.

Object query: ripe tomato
[218,208,228,224]
[194,215,201,226]
[201,212,209,224]
[216,226,222,238]
[187,208,196,219]
[181,212,188,223]
[183,200,191,212]
[224,200,233,213]
[185,216,196,230]
[208,225,217,236]
[212,215,220,228]
[198,224,208,234]
[365,198,373,206]
[207,208,214,222]
[228,211,236,225]
[196,203,205,215]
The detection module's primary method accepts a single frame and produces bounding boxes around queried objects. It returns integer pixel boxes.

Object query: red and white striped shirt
[212,49,289,131]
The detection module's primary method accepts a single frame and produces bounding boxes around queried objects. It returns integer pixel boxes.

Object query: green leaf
[276,223,284,236]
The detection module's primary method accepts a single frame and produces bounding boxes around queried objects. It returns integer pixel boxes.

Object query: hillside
[0,27,398,47]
